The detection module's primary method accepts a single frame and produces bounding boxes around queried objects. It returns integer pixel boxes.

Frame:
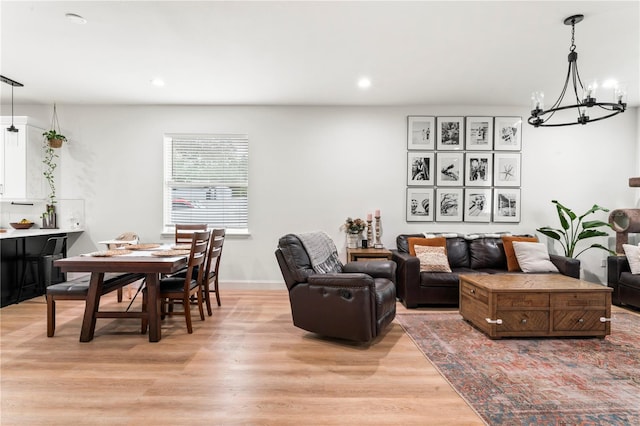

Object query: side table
[346,247,392,262]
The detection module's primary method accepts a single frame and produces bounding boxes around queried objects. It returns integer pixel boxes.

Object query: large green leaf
[582,220,612,229]
[552,200,577,221]
[577,229,609,240]
[574,243,616,258]
[578,204,610,221]
[555,205,570,230]
[536,227,562,240]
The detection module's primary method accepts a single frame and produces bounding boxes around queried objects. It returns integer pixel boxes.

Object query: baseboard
[220,280,284,290]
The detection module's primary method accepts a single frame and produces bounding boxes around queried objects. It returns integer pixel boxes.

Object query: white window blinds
[163,134,249,232]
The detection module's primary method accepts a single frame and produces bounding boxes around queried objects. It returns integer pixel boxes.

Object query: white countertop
[0,227,84,240]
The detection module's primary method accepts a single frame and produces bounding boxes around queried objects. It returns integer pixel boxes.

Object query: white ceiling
[1,1,638,107]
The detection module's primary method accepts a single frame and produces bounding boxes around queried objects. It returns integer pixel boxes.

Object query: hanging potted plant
[42,104,67,148]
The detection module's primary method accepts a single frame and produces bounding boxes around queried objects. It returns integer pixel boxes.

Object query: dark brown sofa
[607,255,640,309]
[392,233,581,308]
[275,233,396,342]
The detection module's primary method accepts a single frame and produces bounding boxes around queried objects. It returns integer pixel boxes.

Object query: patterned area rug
[396,311,640,425]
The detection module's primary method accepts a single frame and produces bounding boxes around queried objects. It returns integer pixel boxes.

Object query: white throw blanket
[296,231,343,274]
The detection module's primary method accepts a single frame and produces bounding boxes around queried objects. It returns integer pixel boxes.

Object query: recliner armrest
[342,261,397,282]
[308,273,375,289]
[549,254,580,279]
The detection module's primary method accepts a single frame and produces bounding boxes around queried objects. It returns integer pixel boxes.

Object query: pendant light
[528,15,627,127]
[1,75,24,132]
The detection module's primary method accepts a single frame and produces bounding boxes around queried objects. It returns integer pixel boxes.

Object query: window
[164,134,249,233]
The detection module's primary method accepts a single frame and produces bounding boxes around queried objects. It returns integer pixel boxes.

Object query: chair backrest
[41,236,67,257]
[184,230,211,289]
[175,224,208,245]
[208,228,225,278]
[203,236,224,283]
[275,234,315,289]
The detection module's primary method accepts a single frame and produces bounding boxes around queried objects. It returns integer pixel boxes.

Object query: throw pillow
[502,235,539,272]
[622,243,640,274]
[407,236,447,256]
[512,241,559,273]
[414,245,452,273]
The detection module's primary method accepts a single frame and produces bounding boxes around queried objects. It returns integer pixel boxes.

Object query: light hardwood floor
[0,288,484,425]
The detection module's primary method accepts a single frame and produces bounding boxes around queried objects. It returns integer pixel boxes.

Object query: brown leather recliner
[275,233,396,342]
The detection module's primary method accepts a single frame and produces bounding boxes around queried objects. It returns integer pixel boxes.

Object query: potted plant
[42,129,67,148]
[342,217,367,248]
[536,200,615,258]
[43,104,66,148]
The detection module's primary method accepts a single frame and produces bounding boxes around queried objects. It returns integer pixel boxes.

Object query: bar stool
[16,236,67,303]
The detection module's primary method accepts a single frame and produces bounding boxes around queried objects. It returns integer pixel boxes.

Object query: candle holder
[374,215,383,248]
[366,219,373,248]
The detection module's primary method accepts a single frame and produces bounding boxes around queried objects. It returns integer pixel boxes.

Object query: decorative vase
[347,233,358,248]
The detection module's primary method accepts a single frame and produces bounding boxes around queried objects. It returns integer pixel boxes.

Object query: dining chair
[16,236,67,303]
[107,232,139,302]
[207,228,226,310]
[175,223,208,245]
[141,230,210,334]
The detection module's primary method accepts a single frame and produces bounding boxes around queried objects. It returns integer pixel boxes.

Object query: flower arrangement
[342,217,367,234]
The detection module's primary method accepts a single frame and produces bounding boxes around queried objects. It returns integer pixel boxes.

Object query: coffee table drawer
[552,292,606,308]
[553,310,607,332]
[460,281,488,304]
[496,311,549,332]
[497,293,549,308]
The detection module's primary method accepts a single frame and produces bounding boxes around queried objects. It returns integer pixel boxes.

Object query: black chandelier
[528,14,627,127]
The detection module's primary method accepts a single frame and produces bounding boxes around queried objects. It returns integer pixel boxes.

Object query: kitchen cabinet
[0,116,49,200]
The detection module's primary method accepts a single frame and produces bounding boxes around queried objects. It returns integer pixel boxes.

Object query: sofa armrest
[308,273,375,289]
[607,255,630,305]
[392,250,421,308]
[342,261,397,283]
[550,254,580,279]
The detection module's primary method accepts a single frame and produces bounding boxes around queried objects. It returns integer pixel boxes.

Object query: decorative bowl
[10,222,34,230]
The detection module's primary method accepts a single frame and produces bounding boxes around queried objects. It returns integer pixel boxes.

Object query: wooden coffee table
[459,274,612,339]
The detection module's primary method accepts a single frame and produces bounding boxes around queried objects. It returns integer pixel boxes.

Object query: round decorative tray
[10,222,34,229]
[126,243,161,250]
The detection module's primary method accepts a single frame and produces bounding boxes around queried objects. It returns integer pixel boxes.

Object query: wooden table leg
[146,273,161,342]
[79,272,104,342]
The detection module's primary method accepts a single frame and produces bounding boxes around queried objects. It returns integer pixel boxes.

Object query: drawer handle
[521,319,527,324]
[600,317,612,323]
[485,318,502,325]
[469,289,475,294]
[578,318,584,323]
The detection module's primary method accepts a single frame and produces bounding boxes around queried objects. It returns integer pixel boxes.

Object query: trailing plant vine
[42,141,58,207]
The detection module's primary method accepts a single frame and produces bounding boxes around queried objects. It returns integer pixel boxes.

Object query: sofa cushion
[512,241,559,273]
[407,236,447,256]
[446,237,470,268]
[415,245,452,272]
[620,272,640,290]
[396,233,426,253]
[469,237,506,269]
[622,243,640,274]
[502,235,538,271]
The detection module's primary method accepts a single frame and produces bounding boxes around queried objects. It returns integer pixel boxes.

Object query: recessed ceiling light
[357,77,372,89]
[65,13,87,24]
[151,78,165,87]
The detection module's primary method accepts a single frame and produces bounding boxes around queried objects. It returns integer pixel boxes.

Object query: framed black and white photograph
[436,116,464,150]
[493,188,521,222]
[407,116,435,150]
[494,117,522,151]
[464,152,493,187]
[465,117,493,150]
[407,152,435,186]
[436,152,463,186]
[436,188,463,222]
[494,153,521,187]
[464,188,491,223]
[406,188,434,222]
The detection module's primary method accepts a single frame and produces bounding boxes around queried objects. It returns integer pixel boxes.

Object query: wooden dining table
[54,253,188,342]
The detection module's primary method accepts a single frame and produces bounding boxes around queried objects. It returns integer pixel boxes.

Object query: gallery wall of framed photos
[406,115,522,223]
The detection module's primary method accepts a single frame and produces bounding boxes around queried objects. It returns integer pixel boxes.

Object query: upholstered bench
[46,272,145,337]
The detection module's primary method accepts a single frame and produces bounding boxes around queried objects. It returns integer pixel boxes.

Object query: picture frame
[494,153,521,187]
[494,117,522,151]
[406,188,434,222]
[407,152,435,186]
[464,152,493,187]
[436,152,464,186]
[436,116,464,150]
[493,188,521,222]
[465,117,493,150]
[436,188,463,222]
[463,188,491,223]
[407,116,435,150]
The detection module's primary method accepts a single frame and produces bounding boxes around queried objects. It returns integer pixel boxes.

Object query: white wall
[10,103,639,286]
